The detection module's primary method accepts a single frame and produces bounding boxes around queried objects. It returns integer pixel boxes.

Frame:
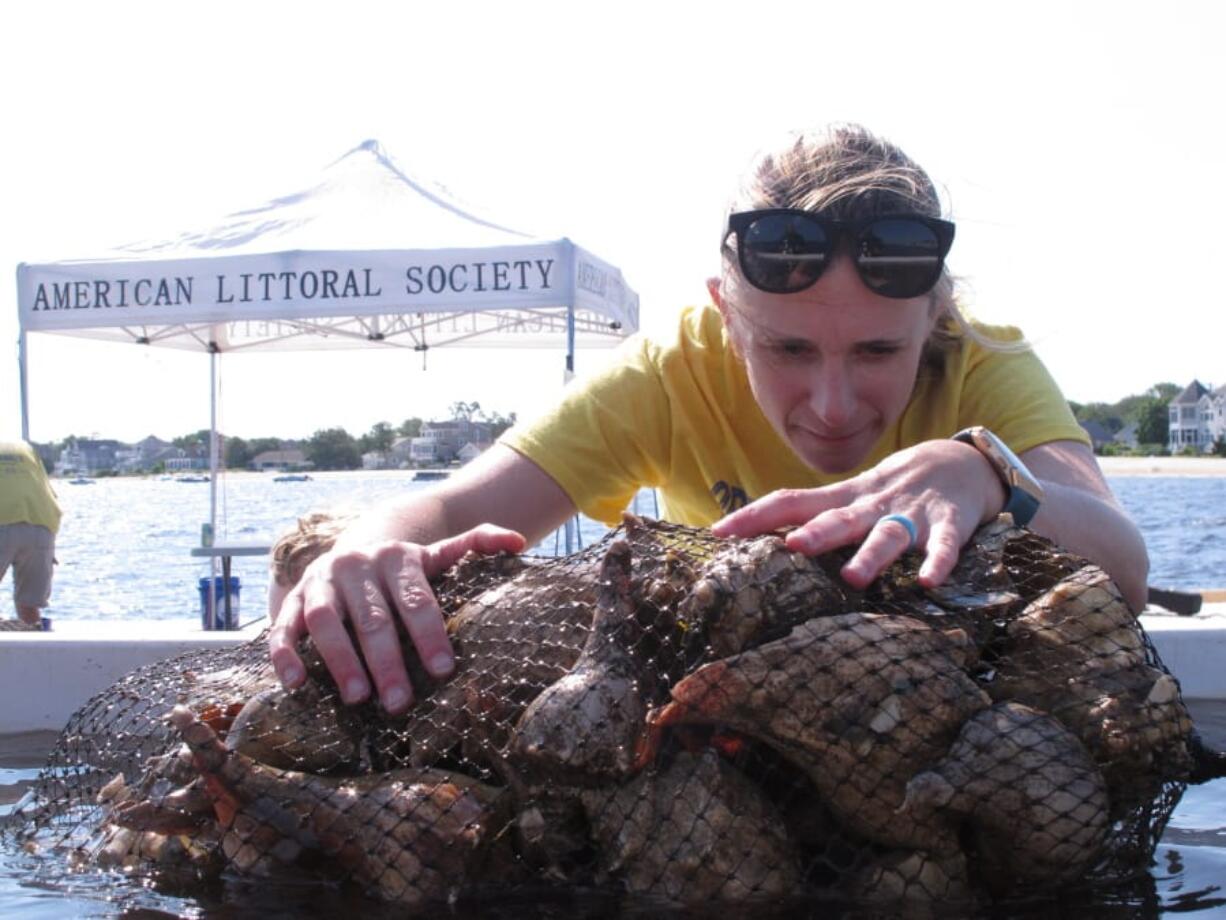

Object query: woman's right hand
[267,524,526,716]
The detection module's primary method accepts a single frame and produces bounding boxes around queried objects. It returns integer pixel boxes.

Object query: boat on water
[413,470,449,481]
[66,477,95,485]
[175,474,211,483]
[273,473,313,482]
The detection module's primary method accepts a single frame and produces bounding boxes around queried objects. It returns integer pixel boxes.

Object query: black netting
[4,513,1220,914]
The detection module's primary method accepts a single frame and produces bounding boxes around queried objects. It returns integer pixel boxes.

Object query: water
[1110,477,1226,591]
[29,471,1226,626]
[40,471,657,627]
[1,470,1224,917]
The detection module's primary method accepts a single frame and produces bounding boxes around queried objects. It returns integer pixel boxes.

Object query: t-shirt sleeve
[499,336,673,525]
[956,332,1090,452]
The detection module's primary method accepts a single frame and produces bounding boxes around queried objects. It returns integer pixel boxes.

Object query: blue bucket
[198,576,241,630]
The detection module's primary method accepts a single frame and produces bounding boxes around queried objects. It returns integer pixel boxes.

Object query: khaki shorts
[0,523,56,608]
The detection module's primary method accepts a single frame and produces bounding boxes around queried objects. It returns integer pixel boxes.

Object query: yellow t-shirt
[0,441,62,533]
[502,305,1088,527]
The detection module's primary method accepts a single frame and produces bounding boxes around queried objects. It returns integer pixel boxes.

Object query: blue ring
[878,513,918,551]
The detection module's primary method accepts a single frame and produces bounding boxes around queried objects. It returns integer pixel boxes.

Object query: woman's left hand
[711,439,1005,590]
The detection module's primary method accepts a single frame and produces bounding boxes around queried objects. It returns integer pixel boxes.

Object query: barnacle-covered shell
[581,750,801,903]
[989,566,1194,781]
[902,702,1110,887]
[169,705,510,906]
[642,613,989,851]
[679,533,853,658]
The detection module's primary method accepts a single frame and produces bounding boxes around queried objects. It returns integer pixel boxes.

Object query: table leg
[222,555,233,629]
[206,570,215,630]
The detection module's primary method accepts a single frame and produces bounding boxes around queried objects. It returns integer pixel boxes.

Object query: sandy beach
[1098,456,1226,477]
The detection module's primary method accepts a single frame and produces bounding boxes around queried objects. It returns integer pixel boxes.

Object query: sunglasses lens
[856,218,946,298]
[739,214,831,293]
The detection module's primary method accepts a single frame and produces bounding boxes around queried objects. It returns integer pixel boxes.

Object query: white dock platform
[1140,602,1226,700]
[0,605,1222,736]
[0,618,265,733]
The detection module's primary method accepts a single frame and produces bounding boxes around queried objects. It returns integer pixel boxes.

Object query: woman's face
[710,254,938,475]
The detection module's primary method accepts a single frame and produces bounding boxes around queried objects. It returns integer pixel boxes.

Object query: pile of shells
[10,515,1211,913]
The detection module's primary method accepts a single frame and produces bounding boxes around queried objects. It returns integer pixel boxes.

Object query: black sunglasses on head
[725,209,956,299]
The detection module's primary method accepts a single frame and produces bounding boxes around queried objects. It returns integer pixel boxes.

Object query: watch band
[951,426,1044,527]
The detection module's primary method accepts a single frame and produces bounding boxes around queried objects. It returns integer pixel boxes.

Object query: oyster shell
[169,705,510,906]
[679,532,853,658]
[989,566,1194,781]
[388,556,599,769]
[901,702,1110,887]
[847,848,974,910]
[512,539,661,780]
[640,613,989,851]
[581,750,801,903]
[225,681,365,774]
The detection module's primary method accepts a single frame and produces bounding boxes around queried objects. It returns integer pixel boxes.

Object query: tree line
[224,401,518,470]
[42,384,1223,473]
[1069,382,1224,456]
[46,402,519,473]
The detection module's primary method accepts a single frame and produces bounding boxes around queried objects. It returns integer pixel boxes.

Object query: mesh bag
[5,514,1220,914]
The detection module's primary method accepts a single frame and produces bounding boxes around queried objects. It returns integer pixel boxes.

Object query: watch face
[955,426,1045,520]
[978,429,1042,498]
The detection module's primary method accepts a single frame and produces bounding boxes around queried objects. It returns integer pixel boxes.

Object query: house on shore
[362,450,392,470]
[409,419,492,466]
[1113,421,1139,450]
[251,449,311,471]
[1079,420,1115,453]
[389,437,415,469]
[162,447,210,471]
[55,438,123,476]
[50,436,209,475]
[1168,380,1226,453]
[457,441,493,464]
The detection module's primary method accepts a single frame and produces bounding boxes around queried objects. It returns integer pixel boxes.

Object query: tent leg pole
[563,306,578,553]
[564,305,575,384]
[209,347,219,618]
[18,331,30,441]
[209,347,218,537]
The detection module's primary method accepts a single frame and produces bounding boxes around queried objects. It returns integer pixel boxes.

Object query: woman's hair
[722,123,1020,366]
[270,510,355,588]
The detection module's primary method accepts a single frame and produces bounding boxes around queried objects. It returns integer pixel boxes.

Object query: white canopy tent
[16,139,639,553]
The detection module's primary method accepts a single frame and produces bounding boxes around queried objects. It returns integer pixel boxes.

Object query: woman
[268,123,1147,715]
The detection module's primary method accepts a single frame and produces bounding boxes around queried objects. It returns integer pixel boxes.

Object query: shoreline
[1098,456,1226,477]
[55,459,1226,481]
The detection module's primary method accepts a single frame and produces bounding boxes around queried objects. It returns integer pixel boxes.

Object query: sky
[3,1,1223,445]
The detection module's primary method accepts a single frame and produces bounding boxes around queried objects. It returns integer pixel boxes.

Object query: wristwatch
[951,426,1044,526]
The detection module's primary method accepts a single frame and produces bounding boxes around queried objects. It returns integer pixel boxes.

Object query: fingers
[301,561,376,705]
[917,521,963,588]
[712,487,844,539]
[838,513,921,589]
[784,502,968,592]
[267,524,528,718]
[424,524,526,575]
[715,442,990,594]
[390,564,453,686]
[268,588,307,689]
[783,504,871,557]
[336,546,415,712]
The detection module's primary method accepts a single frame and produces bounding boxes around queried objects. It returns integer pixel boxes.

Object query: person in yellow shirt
[268,123,1147,716]
[0,440,62,625]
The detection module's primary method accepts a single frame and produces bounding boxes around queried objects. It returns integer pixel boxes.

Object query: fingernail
[429,653,454,677]
[344,677,368,703]
[786,533,814,553]
[384,685,409,712]
[281,665,303,688]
